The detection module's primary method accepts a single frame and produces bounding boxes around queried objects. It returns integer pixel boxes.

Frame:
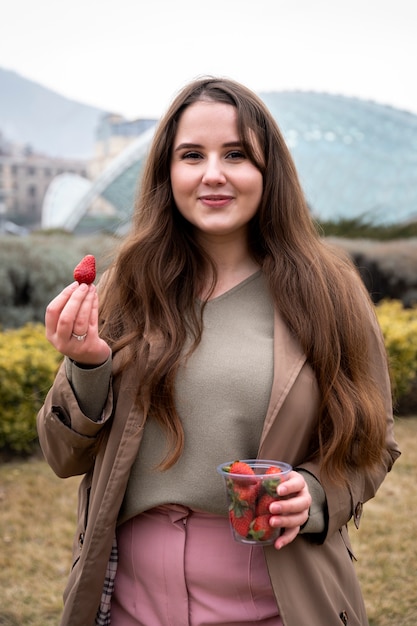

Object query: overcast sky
[2,0,416,119]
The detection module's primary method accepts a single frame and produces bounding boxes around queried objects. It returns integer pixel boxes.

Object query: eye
[181,151,203,160]
[225,150,246,160]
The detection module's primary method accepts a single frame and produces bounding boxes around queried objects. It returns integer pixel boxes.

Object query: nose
[201,156,227,185]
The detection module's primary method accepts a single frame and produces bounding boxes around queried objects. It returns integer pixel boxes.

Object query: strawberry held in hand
[73,255,96,284]
[218,459,291,544]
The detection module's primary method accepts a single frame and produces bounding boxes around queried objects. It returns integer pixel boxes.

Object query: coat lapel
[259,309,307,449]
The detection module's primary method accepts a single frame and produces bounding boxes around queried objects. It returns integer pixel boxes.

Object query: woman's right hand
[45,281,111,366]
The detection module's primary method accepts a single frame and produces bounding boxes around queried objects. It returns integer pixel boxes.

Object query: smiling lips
[199,195,234,208]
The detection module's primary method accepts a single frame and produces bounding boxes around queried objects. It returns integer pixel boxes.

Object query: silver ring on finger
[71,332,87,341]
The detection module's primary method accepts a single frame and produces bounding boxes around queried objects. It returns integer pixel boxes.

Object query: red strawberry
[226,461,255,478]
[249,515,274,542]
[229,508,254,539]
[256,493,276,516]
[73,255,96,284]
[233,482,259,508]
[225,461,259,507]
[263,465,283,496]
[265,465,282,475]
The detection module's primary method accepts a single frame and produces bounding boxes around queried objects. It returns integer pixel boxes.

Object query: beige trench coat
[37,306,400,626]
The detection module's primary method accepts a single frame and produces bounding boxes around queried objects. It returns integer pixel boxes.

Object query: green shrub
[375,300,417,400]
[0,324,62,454]
[317,214,417,240]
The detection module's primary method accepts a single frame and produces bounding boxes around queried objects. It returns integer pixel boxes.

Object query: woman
[37,77,400,626]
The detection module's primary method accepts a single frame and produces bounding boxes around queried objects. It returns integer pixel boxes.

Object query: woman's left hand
[268,470,312,550]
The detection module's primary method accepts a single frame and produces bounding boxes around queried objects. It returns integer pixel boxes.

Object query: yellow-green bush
[375,299,417,400]
[0,324,62,453]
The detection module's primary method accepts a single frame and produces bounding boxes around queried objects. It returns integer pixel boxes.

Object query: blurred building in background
[90,113,156,178]
[6,91,417,234]
[0,113,156,233]
[0,132,88,231]
[80,114,156,227]
[42,116,156,233]
[261,91,417,225]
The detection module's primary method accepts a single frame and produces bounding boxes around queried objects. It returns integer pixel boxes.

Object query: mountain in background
[0,67,109,159]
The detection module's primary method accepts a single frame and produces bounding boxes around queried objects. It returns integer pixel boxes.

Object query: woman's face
[170,100,263,243]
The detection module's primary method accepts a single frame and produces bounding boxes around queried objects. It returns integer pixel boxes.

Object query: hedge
[0,324,62,454]
[375,300,417,399]
[0,233,115,329]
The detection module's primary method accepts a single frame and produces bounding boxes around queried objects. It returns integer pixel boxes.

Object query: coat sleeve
[65,355,112,420]
[298,300,401,540]
[36,361,114,479]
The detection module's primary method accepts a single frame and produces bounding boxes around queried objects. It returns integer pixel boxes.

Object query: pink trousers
[111,505,283,626]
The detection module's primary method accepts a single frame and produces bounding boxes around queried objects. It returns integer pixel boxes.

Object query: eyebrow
[173,141,243,152]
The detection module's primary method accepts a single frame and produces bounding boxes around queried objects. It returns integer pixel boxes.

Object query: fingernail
[270,503,282,515]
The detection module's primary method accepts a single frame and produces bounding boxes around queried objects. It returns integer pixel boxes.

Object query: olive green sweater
[66,271,325,532]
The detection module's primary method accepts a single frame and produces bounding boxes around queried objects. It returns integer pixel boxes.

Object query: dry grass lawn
[0,458,80,626]
[350,416,417,625]
[0,418,416,626]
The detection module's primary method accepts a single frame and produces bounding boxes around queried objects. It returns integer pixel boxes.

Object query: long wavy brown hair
[99,76,389,481]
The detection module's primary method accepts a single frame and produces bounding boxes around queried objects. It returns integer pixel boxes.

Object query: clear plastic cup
[217,459,292,545]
